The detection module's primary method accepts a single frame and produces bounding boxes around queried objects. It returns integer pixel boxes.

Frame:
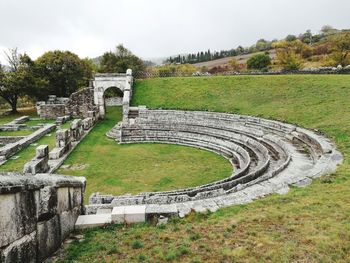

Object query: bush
[132,240,144,249]
[247,53,271,70]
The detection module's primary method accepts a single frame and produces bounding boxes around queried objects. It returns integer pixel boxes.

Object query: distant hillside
[165,26,349,67]
[193,50,276,69]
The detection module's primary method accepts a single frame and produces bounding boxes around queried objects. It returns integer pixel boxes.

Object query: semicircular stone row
[88,108,342,215]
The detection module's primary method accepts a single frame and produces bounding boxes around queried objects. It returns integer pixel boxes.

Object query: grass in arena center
[57,106,232,199]
[58,75,350,262]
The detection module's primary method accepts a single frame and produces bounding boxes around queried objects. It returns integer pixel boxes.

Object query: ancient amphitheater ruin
[0,70,343,262]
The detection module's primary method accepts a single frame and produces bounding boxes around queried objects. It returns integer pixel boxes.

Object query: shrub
[132,240,144,249]
[247,53,271,70]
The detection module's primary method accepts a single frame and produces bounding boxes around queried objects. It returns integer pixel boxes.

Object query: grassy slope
[57,106,231,199]
[60,75,350,263]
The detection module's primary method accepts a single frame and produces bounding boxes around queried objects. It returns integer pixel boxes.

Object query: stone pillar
[94,87,105,119]
[70,119,83,142]
[87,111,97,124]
[122,69,133,123]
[82,118,93,130]
[49,129,71,160]
[23,145,50,174]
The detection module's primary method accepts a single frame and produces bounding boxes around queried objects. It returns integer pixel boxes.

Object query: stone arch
[93,69,132,119]
[103,86,124,108]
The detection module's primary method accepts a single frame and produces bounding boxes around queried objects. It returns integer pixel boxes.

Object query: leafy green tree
[0,49,38,112]
[331,33,350,66]
[247,53,271,70]
[99,44,145,74]
[35,50,92,98]
[286,35,297,42]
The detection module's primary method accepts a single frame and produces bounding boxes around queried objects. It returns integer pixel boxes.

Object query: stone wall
[0,173,86,262]
[66,88,98,119]
[37,88,99,120]
[39,104,66,120]
[105,97,123,106]
[0,136,25,145]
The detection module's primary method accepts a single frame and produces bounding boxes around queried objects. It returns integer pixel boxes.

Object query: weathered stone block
[0,232,37,263]
[70,187,82,209]
[145,204,178,220]
[0,191,37,248]
[111,206,124,224]
[23,157,49,175]
[56,129,69,142]
[82,117,93,130]
[59,207,80,241]
[124,205,146,224]
[75,214,112,230]
[49,146,66,160]
[36,145,49,158]
[57,187,70,213]
[37,187,57,220]
[70,119,82,130]
[37,215,61,262]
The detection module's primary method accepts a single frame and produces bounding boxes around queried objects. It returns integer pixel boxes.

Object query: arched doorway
[104,86,124,107]
[93,70,133,120]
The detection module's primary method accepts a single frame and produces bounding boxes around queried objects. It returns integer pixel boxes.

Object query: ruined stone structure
[37,89,98,120]
[0,69,344,261]
[23,145,50,175]
[93,69,133,121]
[36,70,132,122]
[89,107,342,216]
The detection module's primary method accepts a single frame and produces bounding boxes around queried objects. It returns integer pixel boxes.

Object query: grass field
[57,106,232,199]
[59,75,350,262]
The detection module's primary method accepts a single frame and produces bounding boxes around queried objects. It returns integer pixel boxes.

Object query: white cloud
[0,0,349,64]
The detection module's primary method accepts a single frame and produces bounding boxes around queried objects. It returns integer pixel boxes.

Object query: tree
[247,53,271,70]
[286,35,297,42]
[35,50,93,98]
[228,58,240,71]
[0,49,37,112]
[331,33,350,66]
[321,25,337,35]
[99,44,145,74]
[273,40,303,70]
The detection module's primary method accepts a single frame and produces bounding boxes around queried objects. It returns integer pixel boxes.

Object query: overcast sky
[0,0,349,64]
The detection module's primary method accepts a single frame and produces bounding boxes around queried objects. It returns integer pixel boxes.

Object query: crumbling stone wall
[0,173,86,262]
[39,104,66,119]
[37,88,98,120]
[65,88,98,119]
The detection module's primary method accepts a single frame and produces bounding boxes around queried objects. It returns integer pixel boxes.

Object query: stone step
[75,214,111,230]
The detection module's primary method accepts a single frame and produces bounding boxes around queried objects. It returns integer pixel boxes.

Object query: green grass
[59,75,350,262]
[0,108,38,124]
[0,130,33,136]
[57,106,232,199]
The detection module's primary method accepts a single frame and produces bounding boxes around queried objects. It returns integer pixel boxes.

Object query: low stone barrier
[0,173,86,262]
[0,136,26,145]
[0,124,56,160]
[49,129,71,160]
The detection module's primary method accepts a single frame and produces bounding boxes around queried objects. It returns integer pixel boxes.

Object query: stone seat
[92,108,341,212]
